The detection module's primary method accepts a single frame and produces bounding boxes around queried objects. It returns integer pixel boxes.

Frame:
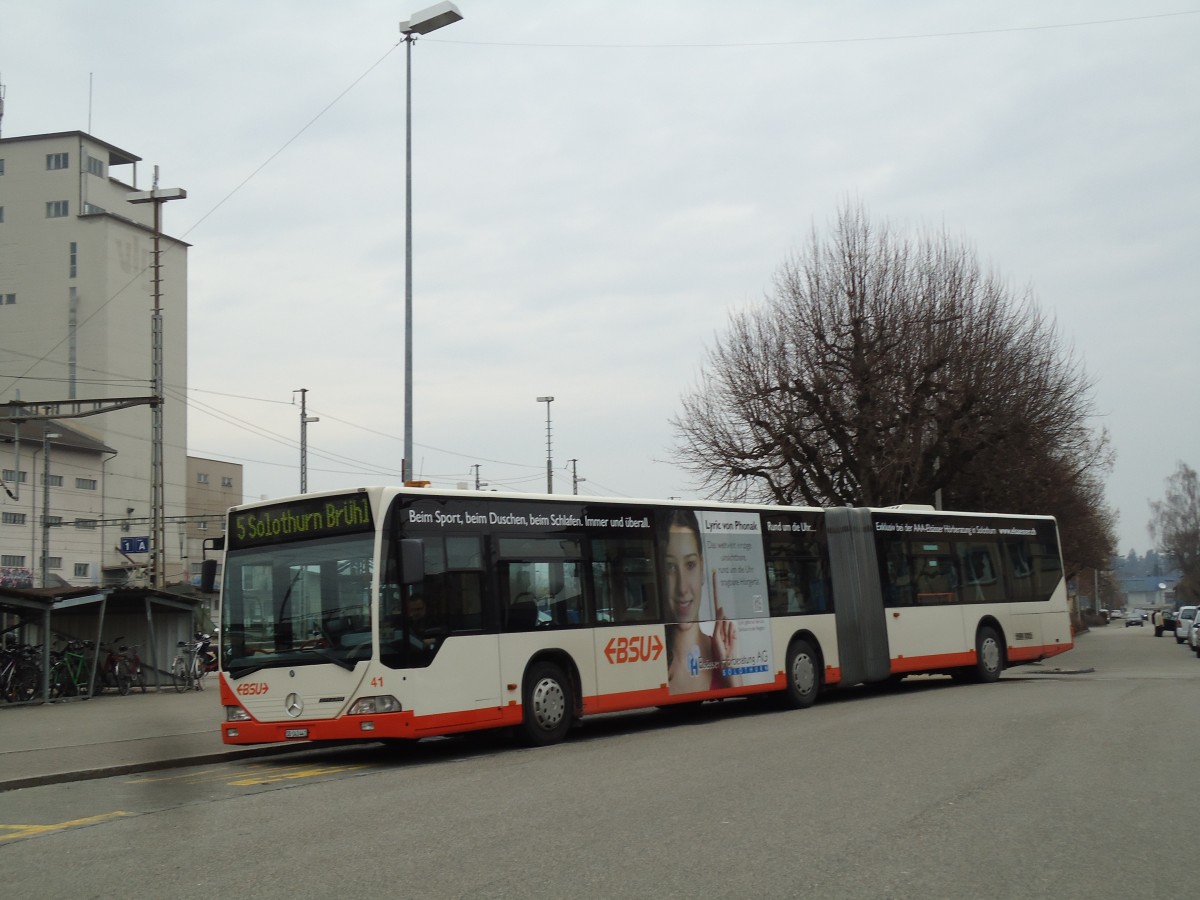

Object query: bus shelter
[0,585,202,702]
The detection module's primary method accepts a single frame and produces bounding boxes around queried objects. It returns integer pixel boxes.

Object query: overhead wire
[436,10,1200,49]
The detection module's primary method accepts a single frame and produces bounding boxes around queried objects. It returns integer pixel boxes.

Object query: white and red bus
[218,488,1072,746]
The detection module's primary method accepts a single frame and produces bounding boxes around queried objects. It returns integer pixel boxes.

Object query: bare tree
[672,200,1115,568]
[1149,462,1200,603]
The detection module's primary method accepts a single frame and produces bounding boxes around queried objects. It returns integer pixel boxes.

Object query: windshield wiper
[301,646,357,671]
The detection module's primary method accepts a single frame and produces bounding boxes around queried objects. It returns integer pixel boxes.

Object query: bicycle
[120,643,147,693]
[48,639,94,698]
[1,642,42,703]
[171,640,206,692]
[95,638,132,696]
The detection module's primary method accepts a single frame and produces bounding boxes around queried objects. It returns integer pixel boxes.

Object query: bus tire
[781,639,820,709]
[520,661,572,746]
[972,625,1004,683]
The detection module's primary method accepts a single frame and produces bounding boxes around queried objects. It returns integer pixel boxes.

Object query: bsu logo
[603,634,664,664]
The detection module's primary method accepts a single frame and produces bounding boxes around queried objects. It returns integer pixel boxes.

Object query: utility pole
[295,388,319,493]
[41,429,61,588]
[536,396,554,493]
[567,459,585,495]
[129,170,185,590]
[471,464,487,491]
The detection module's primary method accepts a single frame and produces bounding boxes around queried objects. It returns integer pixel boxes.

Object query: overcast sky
[3,1,1197,554]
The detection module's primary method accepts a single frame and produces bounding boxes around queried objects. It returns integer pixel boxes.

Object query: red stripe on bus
[218,638,1074,746]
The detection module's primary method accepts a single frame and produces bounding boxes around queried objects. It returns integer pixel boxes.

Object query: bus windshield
[221,533,375,678]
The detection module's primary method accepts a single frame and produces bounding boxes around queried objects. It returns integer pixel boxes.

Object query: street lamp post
[400,2,463,484]
[536,396,554,493]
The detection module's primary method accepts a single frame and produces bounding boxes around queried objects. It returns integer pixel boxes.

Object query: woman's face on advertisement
[666,525,703,625]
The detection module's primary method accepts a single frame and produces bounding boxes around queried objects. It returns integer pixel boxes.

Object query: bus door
[878,537,971,669]
[391,532,503,723]
[496,536,595,700]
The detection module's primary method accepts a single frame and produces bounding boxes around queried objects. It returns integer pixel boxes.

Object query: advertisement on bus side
[658,508,773,695]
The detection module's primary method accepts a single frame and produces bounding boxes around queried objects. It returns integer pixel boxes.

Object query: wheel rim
[530,676,566,731]
[791,651,815,696]
[980,636,1001,673]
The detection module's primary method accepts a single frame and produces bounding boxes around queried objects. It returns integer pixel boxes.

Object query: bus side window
[1004,541,1035,602]
[960,543,1000,602]
[881,544,915,607]
[1032,541,1063,601]
[915,553,958,604]
[495,538,585,631]
[500,572,540,632]
[764,514,832,615]
[589,538,659,624]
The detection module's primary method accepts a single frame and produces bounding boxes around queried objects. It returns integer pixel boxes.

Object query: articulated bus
[218,487,1073,747]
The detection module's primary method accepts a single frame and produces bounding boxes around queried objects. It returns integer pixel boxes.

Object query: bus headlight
[348,696,402,715]
[225,705,252,722]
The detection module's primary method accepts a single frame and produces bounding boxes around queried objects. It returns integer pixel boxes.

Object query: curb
[0,742,318,794]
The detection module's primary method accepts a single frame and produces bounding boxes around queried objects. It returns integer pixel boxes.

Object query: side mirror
[199,558,218,593]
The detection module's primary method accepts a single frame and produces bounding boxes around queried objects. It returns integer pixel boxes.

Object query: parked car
[1126,613,1145,627]
[1174,605,1197,644]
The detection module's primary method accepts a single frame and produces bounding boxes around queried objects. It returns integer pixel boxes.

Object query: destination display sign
[228,492,374,550]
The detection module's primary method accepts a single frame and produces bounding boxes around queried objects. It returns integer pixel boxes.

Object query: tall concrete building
[185,455,241,580]
[0,131,189,587]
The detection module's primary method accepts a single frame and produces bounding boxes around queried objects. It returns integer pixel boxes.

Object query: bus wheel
[520,662,572,746]
[781,639,819,709]
[971,626,1004,683]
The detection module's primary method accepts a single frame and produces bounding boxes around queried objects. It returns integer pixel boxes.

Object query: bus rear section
[825,507,1073,687]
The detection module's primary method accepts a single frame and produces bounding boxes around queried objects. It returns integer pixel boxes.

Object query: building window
[0,158,5,175]
[197,473,209,484]
[2,555,26,567]
[46,516,63,527]
[197,520,208,531]
[42,473,64,487]
[0,206,5,223]
[2,469,27,483]
[221,476,234,487]
[74,518,98,530]
[2,512,26,525]
[86,155,104,177]
[75,477,97,490]
[74,563,90,578]
[47,200,69,218]
[1,294,14,305]
[47,557,62,570]
[47,152,70,170]
[69,242,78,277]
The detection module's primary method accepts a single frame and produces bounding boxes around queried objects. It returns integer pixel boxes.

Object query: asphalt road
[3,625,1198,899]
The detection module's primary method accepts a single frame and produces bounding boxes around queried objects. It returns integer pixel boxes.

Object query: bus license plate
[284,728,308,739]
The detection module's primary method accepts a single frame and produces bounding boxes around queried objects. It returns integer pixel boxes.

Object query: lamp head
[401,2,463,36]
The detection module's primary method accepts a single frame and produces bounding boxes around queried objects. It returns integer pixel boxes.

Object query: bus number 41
[604,634,664,665]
